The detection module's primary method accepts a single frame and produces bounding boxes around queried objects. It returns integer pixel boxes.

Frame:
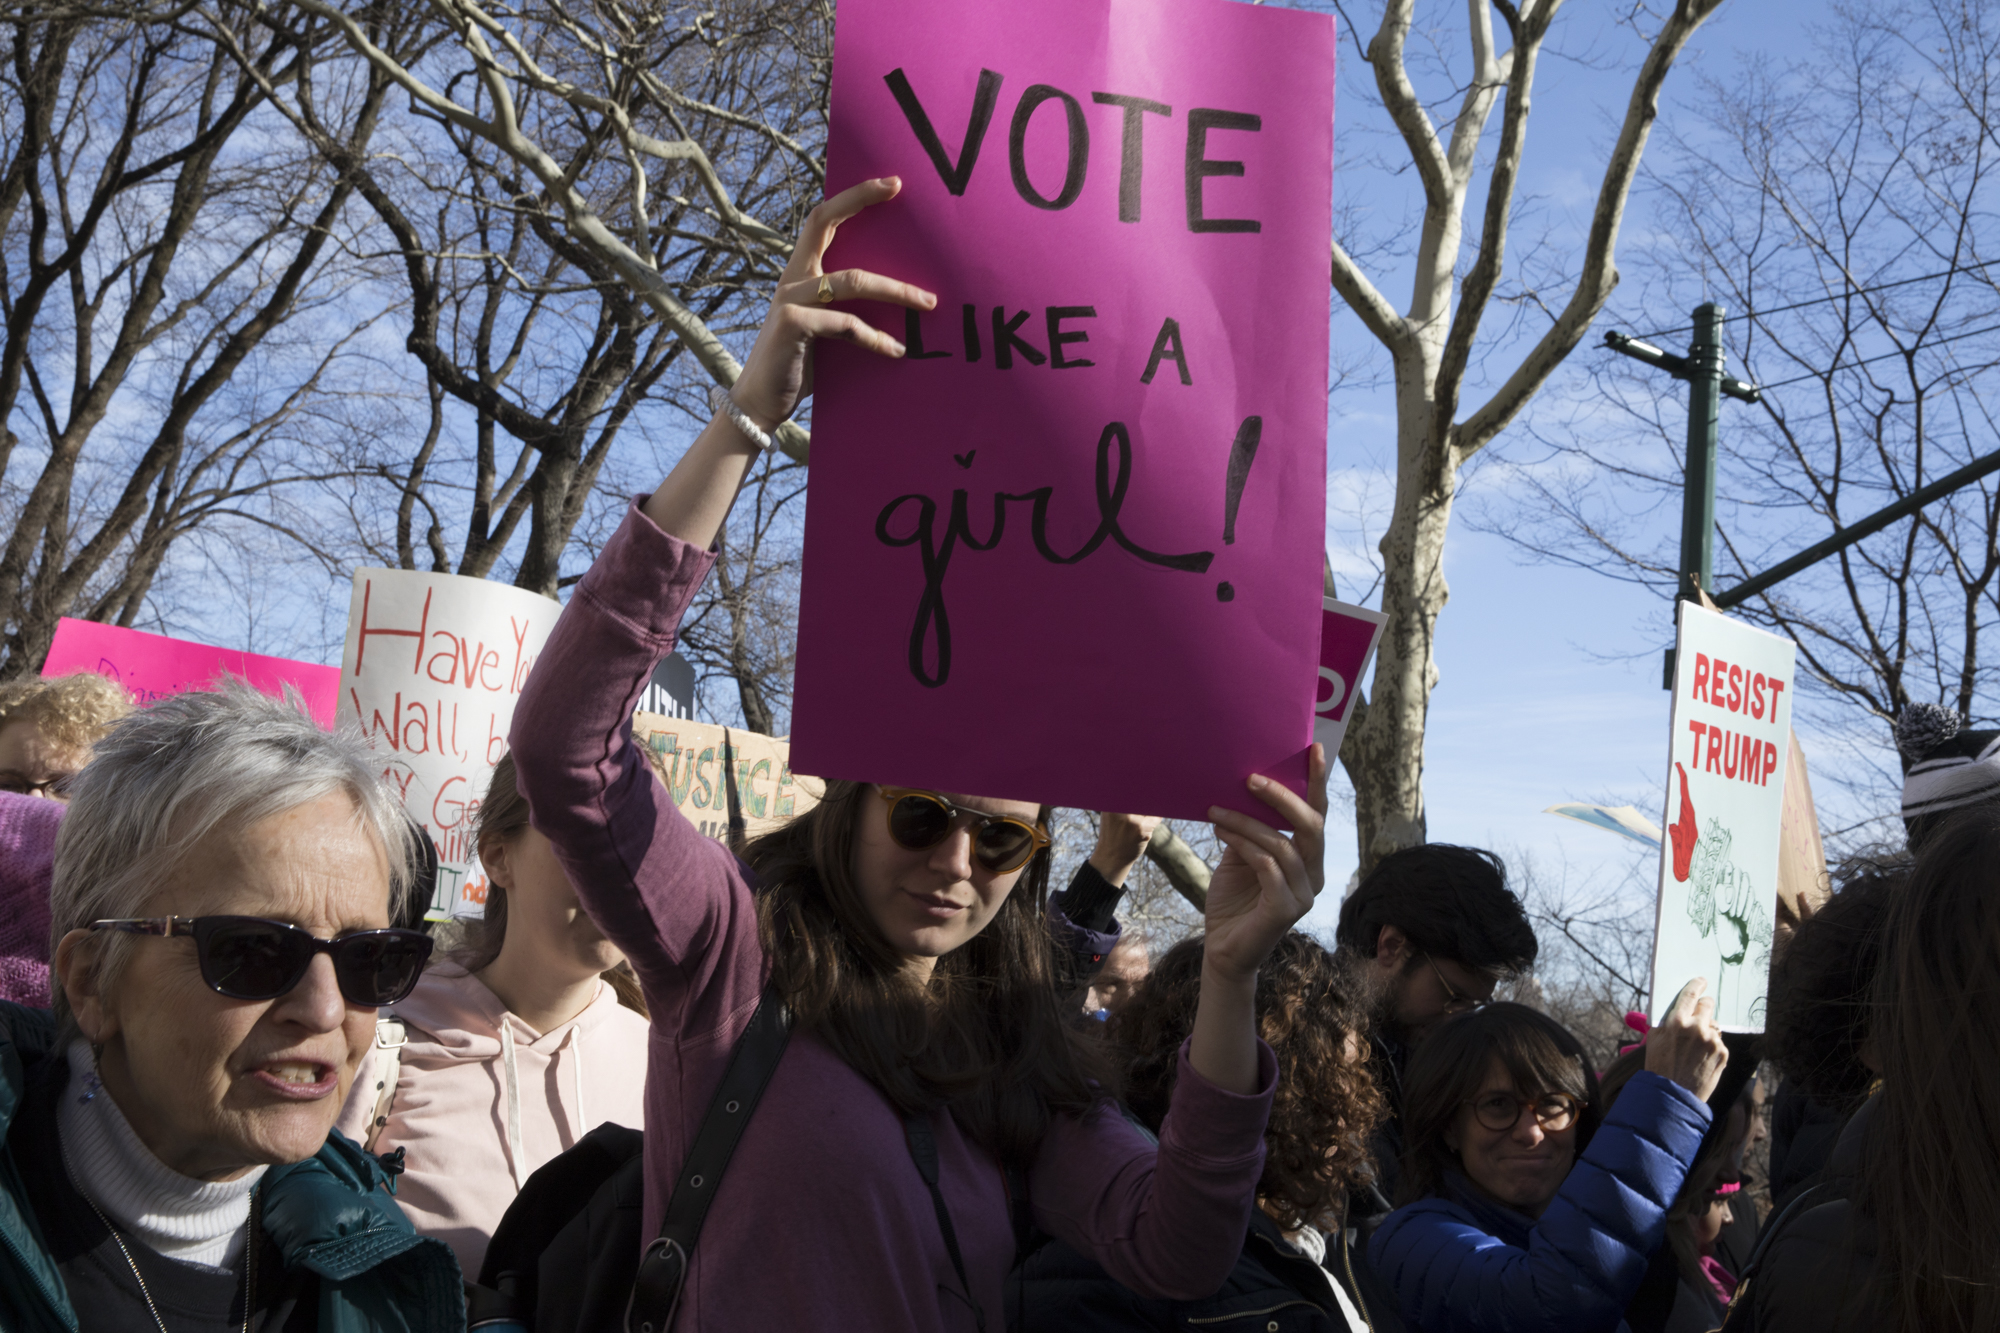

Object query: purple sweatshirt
[510,499,1277,1331]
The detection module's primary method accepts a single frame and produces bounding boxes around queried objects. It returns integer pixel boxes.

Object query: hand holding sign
[643,178,933,548]
[1202,741,1328,985]
[1643,976,1730,1101]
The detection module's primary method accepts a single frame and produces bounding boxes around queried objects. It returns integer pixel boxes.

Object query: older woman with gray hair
[0,682,464,1333]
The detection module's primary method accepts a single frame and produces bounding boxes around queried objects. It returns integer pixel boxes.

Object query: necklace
[57,1136,257,1333]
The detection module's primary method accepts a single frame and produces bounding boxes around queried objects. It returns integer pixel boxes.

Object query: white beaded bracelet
[709,384,779,454]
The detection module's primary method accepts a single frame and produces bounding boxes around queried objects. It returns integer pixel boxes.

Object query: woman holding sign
[509,177,1323,1330]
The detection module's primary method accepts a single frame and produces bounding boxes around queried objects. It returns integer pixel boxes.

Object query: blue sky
[1300,0,1840,935]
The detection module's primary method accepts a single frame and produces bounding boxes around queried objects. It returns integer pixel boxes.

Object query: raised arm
[642,176,934,546]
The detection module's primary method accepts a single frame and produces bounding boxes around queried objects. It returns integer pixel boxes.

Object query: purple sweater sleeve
[1032,1040,1278,1300]
[508,499,766,1037]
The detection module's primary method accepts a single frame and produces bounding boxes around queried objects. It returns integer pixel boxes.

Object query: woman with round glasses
[508,177,1325,1330]
[1368,988,1728,1333]
[0,682,461,1332]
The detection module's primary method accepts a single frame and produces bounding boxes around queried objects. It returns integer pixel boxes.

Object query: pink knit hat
[0,792,64,1008]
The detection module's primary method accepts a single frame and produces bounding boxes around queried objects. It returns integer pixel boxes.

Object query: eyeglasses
[0,772,74,800]
[878,787,1050,876]
[1425,952,1488,1014]
[89,916,433,1007]
[1466,1090,1582,1134]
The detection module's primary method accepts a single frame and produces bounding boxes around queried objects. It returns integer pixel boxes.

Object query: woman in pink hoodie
[336,752,650,1276]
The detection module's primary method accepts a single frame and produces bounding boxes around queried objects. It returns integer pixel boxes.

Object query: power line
[1752,319,2000,391]
[1632,257,2000,341]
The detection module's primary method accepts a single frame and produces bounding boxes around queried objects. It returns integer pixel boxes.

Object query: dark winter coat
[1009,1208,1406,1333]
[1745,1093,1884,1333]
[0,1001,463,1333]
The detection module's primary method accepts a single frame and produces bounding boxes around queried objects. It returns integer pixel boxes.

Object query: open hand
[1201,745,1328,983]
[1645,977,1730,1100]
[730,177,935,429]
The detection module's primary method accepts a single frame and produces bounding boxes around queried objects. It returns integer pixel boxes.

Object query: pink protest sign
[1315,598,1385,760]
[794,0,1336,820]
[41,617,339,726]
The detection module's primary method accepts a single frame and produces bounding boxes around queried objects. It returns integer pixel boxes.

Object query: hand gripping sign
[1650,601,1798,1032]
[793,0,1336,821]
[337,570,557,918]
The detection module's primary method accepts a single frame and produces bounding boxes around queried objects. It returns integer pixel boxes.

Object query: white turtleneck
[57,1040,266,1270]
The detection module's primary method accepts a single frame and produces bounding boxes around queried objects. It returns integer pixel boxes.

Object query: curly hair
[1765,859,1900,1109]
[0,671,131,754]
[1113,933,1386,1231]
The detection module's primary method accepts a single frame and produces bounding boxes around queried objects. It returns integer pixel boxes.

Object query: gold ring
[816,274,835,303]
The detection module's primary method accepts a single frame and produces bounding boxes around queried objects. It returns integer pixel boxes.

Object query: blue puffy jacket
[1368,1070,1710,1333]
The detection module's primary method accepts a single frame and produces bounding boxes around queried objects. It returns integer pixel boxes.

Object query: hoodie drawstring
[500,1024,525,1190]
[571,1032,587,1141]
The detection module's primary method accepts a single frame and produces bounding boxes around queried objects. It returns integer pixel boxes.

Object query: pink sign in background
[794,0,1336,821]
[41,617,339,727]
[1316,599,1386,732]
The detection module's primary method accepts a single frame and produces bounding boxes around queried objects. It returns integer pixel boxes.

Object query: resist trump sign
[792,0,1336,821]
[1650,602,1798,1031]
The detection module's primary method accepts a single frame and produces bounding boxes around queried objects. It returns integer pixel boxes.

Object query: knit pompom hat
[1897,702,2000,853]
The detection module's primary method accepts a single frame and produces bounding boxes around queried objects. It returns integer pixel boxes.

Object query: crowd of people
[0,179,1996,1333]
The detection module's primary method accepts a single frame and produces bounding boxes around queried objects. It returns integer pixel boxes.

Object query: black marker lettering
[962,303,982,362]
[1140,317,1193,385]
[884,67,1005,196]
[904,307,950,359]
[1091,92,1172,222]
[1047,306,1097,369]
[991,306,1047,368]
[1008,84,1090,211]
[875,422,1214,686]
[1185,108,1263,234]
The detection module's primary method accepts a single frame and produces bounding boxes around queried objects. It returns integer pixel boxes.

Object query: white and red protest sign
[336,570,557,918]
[1650,602,1797,1031]
[1315,598,1385,762]
[43,618,339,725]
[792,0,1336,821]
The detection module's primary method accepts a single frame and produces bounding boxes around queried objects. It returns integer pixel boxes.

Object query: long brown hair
[742,779,1110,1169]
[1856,802,2000,1330]
[464,751,647,1018]
[1398,1003,1602,1206]
[1115,933,1386,1230]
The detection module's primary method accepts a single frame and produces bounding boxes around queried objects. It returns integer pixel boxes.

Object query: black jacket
[1747,1093,1882,1333]
[1008,1209,1406,1333]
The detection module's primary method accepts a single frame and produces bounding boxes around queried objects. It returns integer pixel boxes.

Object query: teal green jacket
[0,1001,464,1333]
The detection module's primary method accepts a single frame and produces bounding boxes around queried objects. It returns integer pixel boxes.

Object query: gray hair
[49,679,414,1032]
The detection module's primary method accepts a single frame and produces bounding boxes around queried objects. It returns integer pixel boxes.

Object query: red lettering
[350,688,400,751]
[432,774,469,829]
[1693,653,1711,703]
[354,581,431,677]
[425,630,465,685]
[1750,673,1766,720]
[1724,730,1740,779]
[1769,678,1788,716]
[479,648,503,692]
[1705,726,1724,773]
[401,699,431,754]
[1764,740,1779,785]
[1688,719,1709,760]
[1727,663,1744,712]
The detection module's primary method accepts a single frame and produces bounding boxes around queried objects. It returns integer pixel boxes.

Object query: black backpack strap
[904,1112,987,1332]
[1715,1182,1830,1333]
[624,984,791,1333]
